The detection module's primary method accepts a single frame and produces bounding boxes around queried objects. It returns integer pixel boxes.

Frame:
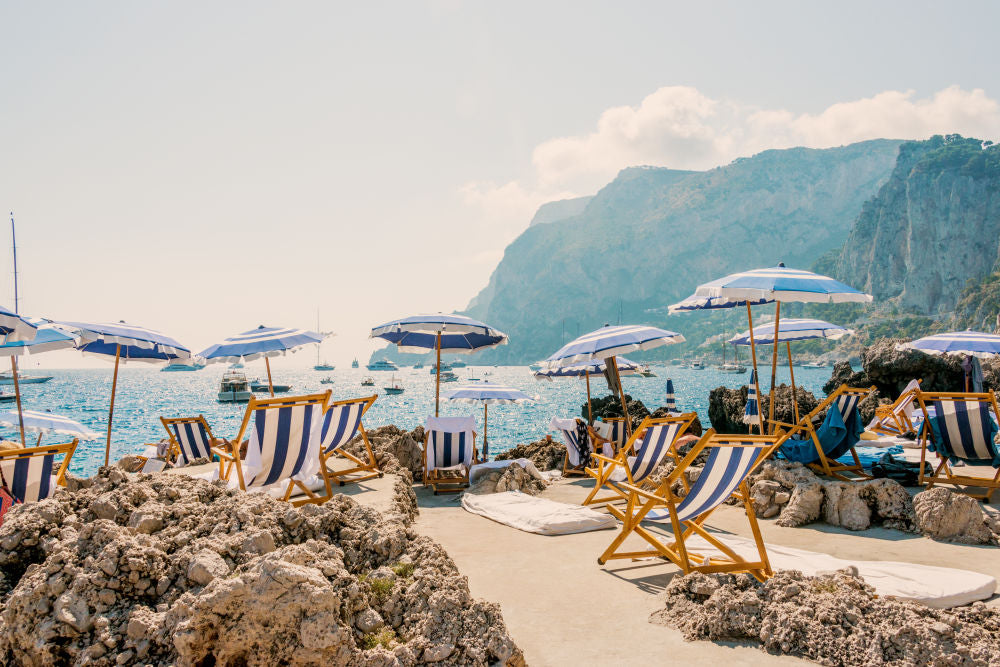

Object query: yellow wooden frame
[422,427,478,495]
[769,383,876,481]
[0,439,78,496]
[313,394,381,501]
[870,380,922,436]
[212,391,332,507]
[582,413,697,507]
[914,390,1000,502]
[160,414,225,468]
[597,429,789,582]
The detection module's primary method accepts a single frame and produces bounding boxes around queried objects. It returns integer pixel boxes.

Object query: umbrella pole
[585,373,593,424]
[265,357,275,397]
[611,356,632,436]
[104,344,121,467]
[483,403,488,463]
[435,332,441,417]
[745,302,765,435]
[787,341,800,424]
[9,356,25,447]
[767,301,782,434]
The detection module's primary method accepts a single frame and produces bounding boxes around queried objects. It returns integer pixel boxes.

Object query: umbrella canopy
[0,323,80,355]
[541,325,684,370]
[896,331,1000,359]
[729,318,855,345]
[667,294,773,313]
[443,382,534,461]
[533,356,639,379]
[664,378,677,412]
[693,265,873,304]
[0,305,38,342]
[743,369,761,425]
[0,409,99,441]
[198,326,325,363]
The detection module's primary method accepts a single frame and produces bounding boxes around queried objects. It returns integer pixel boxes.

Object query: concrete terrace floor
[412,476,1000,667]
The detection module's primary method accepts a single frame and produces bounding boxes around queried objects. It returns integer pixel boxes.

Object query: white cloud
[459,84,1000,270]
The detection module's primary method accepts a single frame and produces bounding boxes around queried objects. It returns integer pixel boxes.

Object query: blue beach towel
[780,402,863,465]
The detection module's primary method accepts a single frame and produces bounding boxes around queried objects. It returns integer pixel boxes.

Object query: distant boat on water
[160,362,205,373]
[383,375,404,395]
[438,370,459,383]
[637,364,657,378]
[689,359,705,370]
[367,359,398,371]
[413,362,424,369]
[313,312,335,370]
[528,363,542,371]
[351,358,359,368]
[361,376,375,386]
[218,369,252,402]
[320,376,335,385]
[802,361,827,369]
[430,363,452,375]
[0,370,53,384]
[449,360,467,368]
[250,378,292,393]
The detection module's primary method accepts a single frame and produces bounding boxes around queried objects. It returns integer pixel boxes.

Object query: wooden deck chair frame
[914,391,1000,502]
[582,413,697,507]
[598,429,788,582]
[769,383,876,481]
[160,414,226,469]
[0,439,78,501]
[599,417,629,455]
[317,394,381,496]
[554,419,591,477]
[870,379,922,436]
[212,391,331,506]
[422,426,478,495]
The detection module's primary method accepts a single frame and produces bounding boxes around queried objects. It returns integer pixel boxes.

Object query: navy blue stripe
[290,405,313,477]
[262,407,292,486]
[12,458,28,502]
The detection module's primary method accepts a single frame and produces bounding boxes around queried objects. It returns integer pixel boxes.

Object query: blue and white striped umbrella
[0,305,37,342]
[728,318,854,345]
[533,356,639,379]
[541,324,685,370]
[0,409,100,442]
[896,331,1000,359]
[370,313,508,355]
[743,369,761,426]
[694,265,872,304]
[664,378,678,412]
[198,326,326,363]
[667,294,773,313]
[0,322,80,356]
[443,382,535,461]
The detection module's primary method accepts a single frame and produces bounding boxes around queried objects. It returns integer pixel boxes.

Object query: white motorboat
[0,370,53,384]
[218,369,252,402]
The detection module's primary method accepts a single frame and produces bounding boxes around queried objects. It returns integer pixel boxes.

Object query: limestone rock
[495,437,565,471]
[342,424,423,477]
[187,550,230,586]
[776,481,824,527]
[914,487,997,545]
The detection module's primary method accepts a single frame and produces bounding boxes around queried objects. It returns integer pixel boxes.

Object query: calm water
[6,364,832,477]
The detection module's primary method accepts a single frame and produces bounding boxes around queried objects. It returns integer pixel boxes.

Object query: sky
[2,1,1000,368]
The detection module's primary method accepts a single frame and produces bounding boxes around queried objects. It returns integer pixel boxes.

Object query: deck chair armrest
[211,445,236,461]
[767,419,798,429]
[590,453,622,467]
[616,481,664,504]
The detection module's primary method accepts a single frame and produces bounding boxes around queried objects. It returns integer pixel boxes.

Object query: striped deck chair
[915,391,1000,502]
[213,392,328,506]
[770,384,875,481]
[161,415,221,466]
[869,379,922,436]
[423,416,477,494]
[315,395,380,497]
[551,417,591,477]
[598,430,788,582]
[583,413,697,507]
[0,440,77,504]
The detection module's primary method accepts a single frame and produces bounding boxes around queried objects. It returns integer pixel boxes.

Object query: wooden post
[787,341,800,424]
[265,357,275,397]
[435,332,442,417]
[745,302,765,434]
[610,356,632,436]
[767,301,782,434]
[585,372,593,424]
[483,403,488,463]
[104,344,121,467]
[9,356,25,447]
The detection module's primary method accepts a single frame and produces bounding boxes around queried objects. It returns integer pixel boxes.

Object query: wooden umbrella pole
[10,356,25,447]
[611,356,632,436]
[746,302,765,435]
[104,344,121,467]
[435,332,442,417]
[265,357,275,397]
[787,341,800,424]
[768,301,782,434]
[585,372,593,424]
[483,403,488,463]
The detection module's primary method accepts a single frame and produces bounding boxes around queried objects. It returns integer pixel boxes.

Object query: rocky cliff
[464,140,902,364]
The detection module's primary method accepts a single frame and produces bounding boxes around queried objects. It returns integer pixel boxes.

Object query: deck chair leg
[740,481,772,578]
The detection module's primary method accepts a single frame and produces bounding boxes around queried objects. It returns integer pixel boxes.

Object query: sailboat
[313,311,335,370]
[717,341,746,374]
[351,358,359,368]
[383,374,404,395]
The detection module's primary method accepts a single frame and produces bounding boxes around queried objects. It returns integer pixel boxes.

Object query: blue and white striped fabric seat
[169,421,213,465]
[605,421,684,483]
[0,451,58,503]
[648,443,764,522]
[834,393,859,422]
[245,402,322,487]
[318,400,366,455]
[601,419,628,450]
[425,416,476,470]
[929,400,1000,465]
[551,417,587,466]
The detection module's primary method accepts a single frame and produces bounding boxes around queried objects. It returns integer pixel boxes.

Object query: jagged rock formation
[707,384,820,434]
[913,487,999,545]
[587,394,704,435]
[654,570,1000,665]
[344,425,425,477]
[494,437,566,471]
[466,463,547,496]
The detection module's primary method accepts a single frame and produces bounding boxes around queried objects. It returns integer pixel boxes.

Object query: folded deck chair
[595,417,629,454]
[315,394,380,497]
[915,391,1000,502]
[598,429,787,582]
[0,440,77,504]
[869,379,922,436]
[213,392,327,506]
[583,413,697,507]
[550,417,592,477]
[771,384,874,481]
[423,416,477,494]
[161,415,222,467]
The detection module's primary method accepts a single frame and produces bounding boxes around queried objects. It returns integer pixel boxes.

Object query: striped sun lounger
[915,391,1000,501]
[598,429,789,582]
[161,415,219,466]
[550,417,590,477]
[582,413,696,507]
[423,416,477,494]
[0,440,77,504]
[869,379,922,436]
[314,394,380,498]
[214,392,327,505]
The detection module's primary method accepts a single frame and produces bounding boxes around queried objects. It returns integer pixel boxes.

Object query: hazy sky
[3,1,1000,368]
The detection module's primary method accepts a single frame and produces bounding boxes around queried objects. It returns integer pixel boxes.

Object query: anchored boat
[383,375,404,395]
[0,369,53,383]
[218,369,252,402]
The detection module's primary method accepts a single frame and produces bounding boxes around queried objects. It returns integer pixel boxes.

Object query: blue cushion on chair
[780,402,862,465]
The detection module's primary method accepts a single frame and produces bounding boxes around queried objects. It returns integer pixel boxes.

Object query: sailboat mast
[10,212,18,314]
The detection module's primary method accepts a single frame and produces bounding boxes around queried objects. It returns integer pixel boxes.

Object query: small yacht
[218,369,252,402]
[802,361,827,369]
[250,379,292,393]
[351,358,359,368]
[367,359,399,371]
[449,360,467,368]
[361,376,376,387]
[0,391,15,403]
[314,361,335,371]
[413,362,424,369]
[0,369,53,384]
[717,363,747,374]
[320,376,335,385]
[430,363,452,375]
[161,361,205,372]
[439,370,459,383]
[689,359,705,370]
[383,375,404,395]
[637,364,657,378]
[528,362,542,372]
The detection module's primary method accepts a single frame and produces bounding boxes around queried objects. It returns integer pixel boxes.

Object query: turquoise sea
[6,364,833,477]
